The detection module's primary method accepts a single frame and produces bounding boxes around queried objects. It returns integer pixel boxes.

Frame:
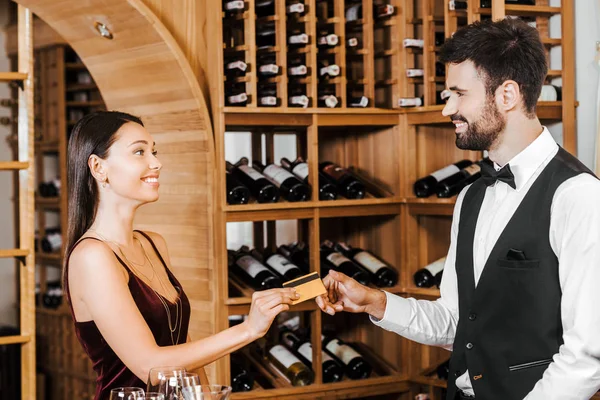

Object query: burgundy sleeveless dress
[65,231,191,400]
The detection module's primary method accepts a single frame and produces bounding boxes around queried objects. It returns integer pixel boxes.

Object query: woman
[64,111,298,399]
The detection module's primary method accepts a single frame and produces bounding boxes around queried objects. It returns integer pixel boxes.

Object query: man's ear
[88,154,107,184]
[496,80,520,112]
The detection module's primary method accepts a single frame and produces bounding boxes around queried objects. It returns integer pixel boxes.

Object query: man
[316,18,600,400]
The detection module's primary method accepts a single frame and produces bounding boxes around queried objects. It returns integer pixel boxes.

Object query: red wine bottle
[257,87,280,107]
[319,162,366,199]
[227,158,279,203]
[251,248,304,281]
[318,61,340,79]
[436,162,482,198]
[252,160,311,202]
[320,240,370,285]
[224,59,248,77]
[230,246,282,290]
[256,23,276,48]
[317,33,339,48]
[230,352,254,392]
[349,96,369,108]
[334,242,398,287]
[322,335,372,380]
[223,0,245,13]
[257,54,279,77]
[413,257,445,288]
[280,157,338,201]
[278,243,310,273]
[413,160,473,198]
[226,170,251,204]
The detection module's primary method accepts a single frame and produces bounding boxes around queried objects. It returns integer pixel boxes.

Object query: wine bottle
[346,4,394,21]
[257,55,280,77]
[225,87,249,106]
[322,335,372,380]
[318,61,340,79]
[252,160,311,202]
[230,353,254,392]
[436,360,450,381]
[334,242,398,287]
[435,268,443,288]
[289,94,310,108]
[267,344,315,386]
[349,96,369,108]
[231,246,282,290]
[288,60,308,77]
[226,170,251,204]
[413,257,446,288]
[280,157,339,201]
[251,248,304,281]
[288,30,310,47]
[403,38,424,48]
[257,87,280,107]
[41,228,62,253]
[539,85,562,102]
[255,0,275,17]
[320,240,370,285]
[436,162,482,198]
[38,179,61,197]
[397,97,423,107]
[227,158,280,203]
[347,37,360,48]
[280,330,343,383]
[449,0,467,10]
[278,243,310,273]
[224,59,248,77]
[406,68,424,77]
[319,161,366,199]
[287,1,305,15]
[435,32,445,46]
[256,23,276,48]
[318,91,339,108]
[413,160,473,198]
[317,33,339,48]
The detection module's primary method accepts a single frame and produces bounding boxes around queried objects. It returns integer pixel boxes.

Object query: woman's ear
[88,155,108,186]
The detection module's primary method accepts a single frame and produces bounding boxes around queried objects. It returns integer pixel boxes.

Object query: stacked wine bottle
[413,159,484,198]
[228,240,398,292]
[226,157,389,205]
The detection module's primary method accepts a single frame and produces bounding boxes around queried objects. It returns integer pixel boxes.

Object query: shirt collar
[492,127,558,191]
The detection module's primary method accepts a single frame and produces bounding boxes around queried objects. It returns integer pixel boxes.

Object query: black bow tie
[480,159,516,189]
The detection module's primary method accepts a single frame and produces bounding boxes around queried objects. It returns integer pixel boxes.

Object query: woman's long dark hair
[63,111,143,283]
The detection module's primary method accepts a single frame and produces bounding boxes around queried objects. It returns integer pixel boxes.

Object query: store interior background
[0,0,599,331]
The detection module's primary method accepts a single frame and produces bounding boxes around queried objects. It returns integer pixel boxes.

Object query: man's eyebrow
[449,86,467,92]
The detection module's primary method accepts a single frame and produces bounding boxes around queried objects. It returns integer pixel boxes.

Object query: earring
[101,179,107,188]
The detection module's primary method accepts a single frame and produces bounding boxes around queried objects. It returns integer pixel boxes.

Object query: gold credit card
[283,272,327,305]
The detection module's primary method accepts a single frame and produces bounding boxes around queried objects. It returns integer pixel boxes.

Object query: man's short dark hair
[439,18,548,117]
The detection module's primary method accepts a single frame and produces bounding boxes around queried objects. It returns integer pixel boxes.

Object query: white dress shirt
[372,127,600,399]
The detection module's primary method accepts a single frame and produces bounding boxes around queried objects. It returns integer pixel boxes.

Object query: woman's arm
[69,240,297,381]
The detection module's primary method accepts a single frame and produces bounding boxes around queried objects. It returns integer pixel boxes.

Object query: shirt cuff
[369,291,414,333]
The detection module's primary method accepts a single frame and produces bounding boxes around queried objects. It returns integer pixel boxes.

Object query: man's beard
[452,97,506,151]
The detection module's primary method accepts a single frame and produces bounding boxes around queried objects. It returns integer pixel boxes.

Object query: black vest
[447,148,595,400]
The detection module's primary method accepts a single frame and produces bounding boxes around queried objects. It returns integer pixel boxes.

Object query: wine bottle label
[237,255,270,278]
[376,4,394,17]
[345,4,361,21]
[287,3,304,13]
[47,233,62,251]
[259,96,277,106]
[424,257,446,275]
[224,1,245,11]
[226,60,248,72]
[280,315,300,331]
[325,339,360,365]
[298,342,335,364]
[318,34,339,46]
[292,163,309,180]
[463,163,481,176]
[259,64,279,74]
[288,65,308,76]
[354,251,387,274]
[320,65,340,77]
[256,0,272,6]
[289,34,309,44]
[290,95,309,108]
[448,0,467,11]
[398,98,422,107]
[350,96,369,107]
[269,345,300,368]
[238,165,264,181]
[266,254,298,275]
[403,38,424,48]
[228,93,248,103]
[406,69,424,77]
[319,95,338,108]
[347,37,359,47]
[326,252,352,267]
[538,85,558,102]
[430,165,461,182]
[264,164,295,186]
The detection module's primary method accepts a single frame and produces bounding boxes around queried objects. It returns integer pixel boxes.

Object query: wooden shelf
[36,252,62,264]
[35,196,61,210]
[0,72,27,82]
[0,334,31,345]
[0,249,29,259]
[0,161,29,171]
[542,38,562,46]
[66,100,105,107]
[405,197,456,216]
[410,375,448,389]
[65,83,98,92]
[402,287,441,299]
[504,5,562,16]
[65,62,88,70]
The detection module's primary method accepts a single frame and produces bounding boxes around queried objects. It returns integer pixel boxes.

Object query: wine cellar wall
[207,0,575,399]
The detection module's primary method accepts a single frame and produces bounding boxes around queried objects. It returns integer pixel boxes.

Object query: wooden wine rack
[208,0,575,399]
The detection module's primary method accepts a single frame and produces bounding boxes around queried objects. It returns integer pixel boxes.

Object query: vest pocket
[497,259,540,269]
[508,358,552,372]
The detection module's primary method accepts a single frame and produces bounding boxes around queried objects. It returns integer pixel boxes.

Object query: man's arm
[525,174,600,399]
[368,189,465,348]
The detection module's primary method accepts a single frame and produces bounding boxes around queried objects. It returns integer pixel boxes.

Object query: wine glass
[146,366,187,400]
[108,387,145,400]
[141,393,165,400]
[181,385,232,400]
